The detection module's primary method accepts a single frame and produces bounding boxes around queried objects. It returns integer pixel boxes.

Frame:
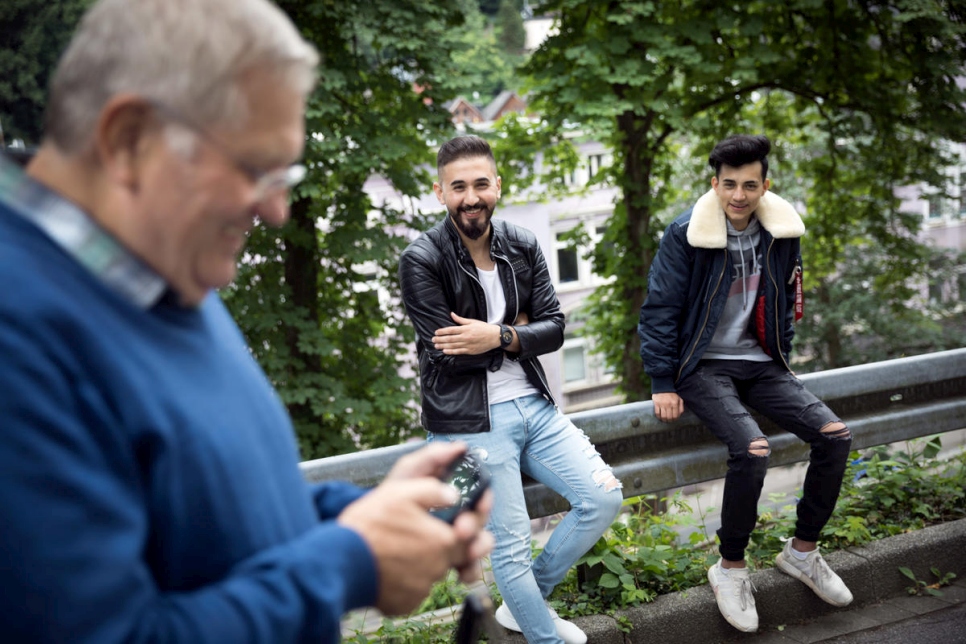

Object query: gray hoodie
[702,216,773,362]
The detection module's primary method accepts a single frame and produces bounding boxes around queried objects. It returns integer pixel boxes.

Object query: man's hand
[338,443,494,615]
[432,313,500,355]
[652,392,685,423]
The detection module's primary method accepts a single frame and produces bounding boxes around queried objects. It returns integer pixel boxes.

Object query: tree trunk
[617,111,656,401]
[283,195,321,428]
[817,280,843,369]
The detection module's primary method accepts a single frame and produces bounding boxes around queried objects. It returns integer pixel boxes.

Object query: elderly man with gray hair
[0,0,492,642]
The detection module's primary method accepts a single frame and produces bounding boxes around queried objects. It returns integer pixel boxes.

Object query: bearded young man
[399,135,623,644]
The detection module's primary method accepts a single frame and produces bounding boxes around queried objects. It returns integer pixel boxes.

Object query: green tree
[522,0,966,400]
[0,0,93,145]
[222,1,468,459]
[478,0,504,16]
[450,1,519,100]
[496,0,527,55]
[792,243,966,371]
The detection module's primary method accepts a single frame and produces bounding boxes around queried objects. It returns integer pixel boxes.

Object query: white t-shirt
[476,265,541,405]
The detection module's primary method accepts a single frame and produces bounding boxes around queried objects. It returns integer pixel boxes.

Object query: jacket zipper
[676,250,727,383]
[765,239,792,371]
[492,251,520,322]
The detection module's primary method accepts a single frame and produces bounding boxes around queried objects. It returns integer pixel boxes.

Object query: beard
[448,204,492,240]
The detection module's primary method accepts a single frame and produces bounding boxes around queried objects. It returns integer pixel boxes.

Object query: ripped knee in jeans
[592,468,623,492]
[748,437,770,458]
[820,421,850,440]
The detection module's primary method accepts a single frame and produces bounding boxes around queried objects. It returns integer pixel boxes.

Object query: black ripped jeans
[676,359,853,562]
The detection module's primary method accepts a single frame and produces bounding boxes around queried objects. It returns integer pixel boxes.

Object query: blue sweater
[0,191,377,641]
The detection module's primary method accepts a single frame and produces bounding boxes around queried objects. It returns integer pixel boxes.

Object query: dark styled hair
[708,134,771,179]
[436,135,495,175]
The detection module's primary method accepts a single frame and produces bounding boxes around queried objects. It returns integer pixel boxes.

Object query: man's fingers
[397,478,460,511]
[433,325,461,336]
[387,442,466,481]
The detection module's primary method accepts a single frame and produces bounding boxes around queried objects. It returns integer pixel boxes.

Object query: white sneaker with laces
[495,600,587,644]
[775,540,854,607]
[707,560,758,632]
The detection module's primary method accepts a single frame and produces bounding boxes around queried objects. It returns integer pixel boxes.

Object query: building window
[588,154,604,179]
[555,233,579,283]
[563,345,586,383]
[594,224,614,256]
[928,277,944,302]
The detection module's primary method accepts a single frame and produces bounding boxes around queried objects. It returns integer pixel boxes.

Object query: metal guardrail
[300,348,966,518]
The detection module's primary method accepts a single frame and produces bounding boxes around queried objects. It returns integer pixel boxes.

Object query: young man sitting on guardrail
[638,134,854,633]
[399,135,623,644]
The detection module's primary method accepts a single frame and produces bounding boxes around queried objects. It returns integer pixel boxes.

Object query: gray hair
[45,0,319,153]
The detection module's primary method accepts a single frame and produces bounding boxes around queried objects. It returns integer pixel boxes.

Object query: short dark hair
[708,134,771,179]
[436,135,495,175]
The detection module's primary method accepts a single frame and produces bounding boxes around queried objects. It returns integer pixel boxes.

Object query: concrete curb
[497,518,966,643]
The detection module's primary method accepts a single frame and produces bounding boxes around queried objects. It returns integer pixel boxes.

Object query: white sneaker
[495,600,587,644]
[707,560,758,632]
[776,540,854,607]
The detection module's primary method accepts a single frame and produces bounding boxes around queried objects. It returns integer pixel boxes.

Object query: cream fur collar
[685,189,805,249]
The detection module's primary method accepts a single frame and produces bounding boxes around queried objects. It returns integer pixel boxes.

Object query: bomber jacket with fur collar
[638,189,805,394]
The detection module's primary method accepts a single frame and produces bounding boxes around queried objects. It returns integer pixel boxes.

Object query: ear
[496,175,502,199]
[763,177,771,193]
[433,181,444,204]
[94,95,156,190]
[711,175,719,191]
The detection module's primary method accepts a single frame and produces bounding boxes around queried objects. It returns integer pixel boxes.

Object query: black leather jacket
[398,216,564,433]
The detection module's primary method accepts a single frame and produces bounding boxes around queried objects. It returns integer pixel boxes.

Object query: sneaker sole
[495,604,587,644]
[494,606,522,633]
[707,567,758,633]
[775,553,853,607]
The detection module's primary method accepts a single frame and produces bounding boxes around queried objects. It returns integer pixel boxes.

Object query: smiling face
[711,161,771,231]
[433,155,501,243]
[133,68,306,305]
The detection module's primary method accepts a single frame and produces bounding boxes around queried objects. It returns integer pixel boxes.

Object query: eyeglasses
[147,100,306,202]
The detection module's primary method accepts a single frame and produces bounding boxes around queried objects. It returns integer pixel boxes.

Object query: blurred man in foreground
[0,0,491,641]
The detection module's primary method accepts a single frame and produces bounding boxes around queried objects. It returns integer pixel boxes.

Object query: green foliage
[488,112,581,201]
[224,1,470,459]
[477,0,504,16]
[793,243,966,372]
[827,438,966,540]
[0,0,94,145]
[496,0,527,55]
[563,495,713,610]
[900,566,958,597]
[449,1,523,102]
[520,0,966,399]
[346,614,455,643]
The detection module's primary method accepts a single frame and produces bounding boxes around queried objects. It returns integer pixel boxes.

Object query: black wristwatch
[499,324,514,349]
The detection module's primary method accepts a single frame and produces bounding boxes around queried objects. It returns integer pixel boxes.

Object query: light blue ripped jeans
[430,394,623,643]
